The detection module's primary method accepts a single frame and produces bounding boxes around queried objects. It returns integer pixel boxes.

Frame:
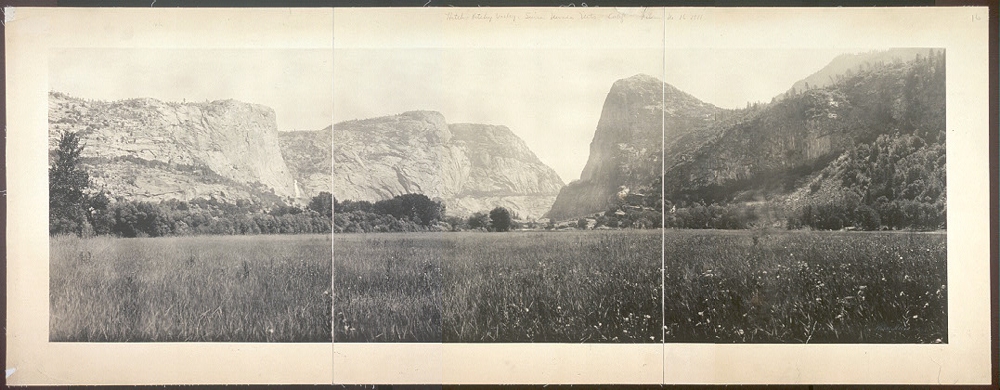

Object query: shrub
[468,212,490,231]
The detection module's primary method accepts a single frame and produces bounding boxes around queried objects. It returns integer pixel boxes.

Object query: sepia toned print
[4,6,991,386]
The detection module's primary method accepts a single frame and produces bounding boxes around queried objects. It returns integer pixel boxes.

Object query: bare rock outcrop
[279,126,332,199]
[331,111,565,219]
[546,74,712,219]
[49,92,295,201]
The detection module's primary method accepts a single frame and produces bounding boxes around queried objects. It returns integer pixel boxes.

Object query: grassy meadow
[335,229,946,344]
[663,230,947,343]
[50,234,332,342]
[50,229,946,344]
[334,230,663,342]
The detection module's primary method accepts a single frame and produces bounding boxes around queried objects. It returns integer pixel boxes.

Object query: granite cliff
[662,50,946,204]
[546,74,721,219]
[332,111,565,219]
[547,50,945,220]
[49,92,296,203]
[279,125,332,199]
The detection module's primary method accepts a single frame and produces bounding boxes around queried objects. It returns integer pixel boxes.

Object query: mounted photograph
[47,48,334,342]
[659,48,947,343]
[332,47,666,343]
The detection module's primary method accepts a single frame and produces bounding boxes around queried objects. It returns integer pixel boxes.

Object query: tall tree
[489,207,512,232]
[49,131,91,235]
[308,192,334,218]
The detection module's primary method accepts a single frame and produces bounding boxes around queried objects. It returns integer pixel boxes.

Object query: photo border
[4,4,995,386]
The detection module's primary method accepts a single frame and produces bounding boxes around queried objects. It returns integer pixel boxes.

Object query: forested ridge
[659,50,947,231]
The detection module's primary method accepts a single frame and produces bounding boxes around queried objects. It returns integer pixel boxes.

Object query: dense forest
[333,194,444,233]
[784,51,946,231]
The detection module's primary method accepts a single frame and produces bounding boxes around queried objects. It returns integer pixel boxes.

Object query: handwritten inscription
[665,13,704,21]
[444,9,668,24]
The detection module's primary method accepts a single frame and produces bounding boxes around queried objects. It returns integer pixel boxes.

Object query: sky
[664,48,847,109]
[334,48,849,183]
[49,48,333,132]
[334,48,665,184]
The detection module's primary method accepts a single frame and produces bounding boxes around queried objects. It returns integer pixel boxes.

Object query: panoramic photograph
[45,46,946,345]
[332,47,667,343]
[47,48,334,342]
[332,47,946,344]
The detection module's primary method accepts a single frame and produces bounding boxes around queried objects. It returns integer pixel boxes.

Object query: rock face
[279,126,332,199]
[332,111,564,219]
[49,92,295,202]
[547,52,945,218]
[662,50,946,203]
[546,74,718,219]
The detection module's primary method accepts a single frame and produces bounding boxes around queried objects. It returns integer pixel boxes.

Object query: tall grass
[663,230,947,343]
[334,235,445,342]
[53,229,945,344]
[50,234,332,342]
[334,230,663,343]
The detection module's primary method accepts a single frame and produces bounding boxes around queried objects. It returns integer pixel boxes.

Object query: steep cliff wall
[279,126,332,199]
[546,74,718,219]
[331,111,565,219]
[547,51,945,219]
[49,92,296,201]
[663,51,946,203]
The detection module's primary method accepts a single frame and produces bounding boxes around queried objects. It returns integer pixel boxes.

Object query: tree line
[333,194,518,233]
[49,131,332,237]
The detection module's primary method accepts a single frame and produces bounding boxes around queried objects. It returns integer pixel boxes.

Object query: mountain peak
[399,110,446,121]
[611,74,664,91]
[785,48,936,96]
[625,73,661,81]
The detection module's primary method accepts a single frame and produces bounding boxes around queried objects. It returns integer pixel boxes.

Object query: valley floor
[335,230,662,343]
[48,230,946,344]
[661,229,946,343]
[335,229,946,343]
[50,234,333,342]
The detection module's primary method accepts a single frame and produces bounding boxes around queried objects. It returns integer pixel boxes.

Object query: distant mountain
[784,48,936,96]
[546,74,722,220]
[333,111,565,219]
[279,126,332,199]
[48,92,296,204]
